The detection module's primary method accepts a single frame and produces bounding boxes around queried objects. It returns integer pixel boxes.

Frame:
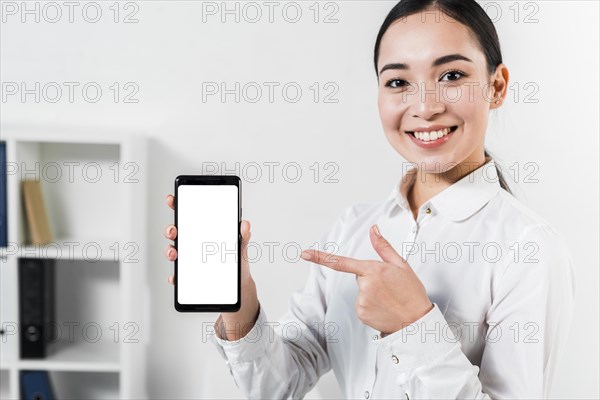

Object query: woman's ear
[490,63,510,108]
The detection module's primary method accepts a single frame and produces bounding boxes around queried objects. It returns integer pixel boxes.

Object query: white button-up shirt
[210,157,576,399]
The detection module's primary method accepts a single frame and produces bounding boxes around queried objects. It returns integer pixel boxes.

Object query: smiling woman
[375,0,513,204]
[164,0,576,399]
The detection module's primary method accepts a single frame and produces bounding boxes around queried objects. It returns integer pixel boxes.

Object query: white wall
[1,1,598,398]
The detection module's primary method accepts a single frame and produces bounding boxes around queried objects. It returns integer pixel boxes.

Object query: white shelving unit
[0,127,148,399]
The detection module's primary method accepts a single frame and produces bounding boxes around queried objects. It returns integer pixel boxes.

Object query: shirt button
[425,207,431,214]
[364,391,370,399]
[392,355,399,364]
[372,334,379,341]
[411,226,417,233]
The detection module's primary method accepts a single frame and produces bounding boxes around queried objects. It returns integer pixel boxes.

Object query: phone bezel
[174,175,242,312]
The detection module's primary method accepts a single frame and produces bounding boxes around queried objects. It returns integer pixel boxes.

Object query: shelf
[0,125,140,145]
[0,130,148,398]
[17,339,120,372]
[13,141,125,244]
[14,370,120,400]
[49,371,119,399]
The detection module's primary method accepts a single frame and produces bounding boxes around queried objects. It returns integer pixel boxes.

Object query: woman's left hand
[300,224,434,336]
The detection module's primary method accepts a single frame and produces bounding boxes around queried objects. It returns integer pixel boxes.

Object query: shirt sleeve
[209,206,354,399]
[375,223,576,399]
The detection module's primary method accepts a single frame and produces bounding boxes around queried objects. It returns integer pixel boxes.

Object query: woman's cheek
[443,86,463,103]
[453,90,482,122]
[378,96,393,129]
[379,94,404,130]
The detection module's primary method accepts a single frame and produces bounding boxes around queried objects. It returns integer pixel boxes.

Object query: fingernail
[373,224,381,237]
[168,227,174,236]
[168,249,174,258]
[300,250,311,260]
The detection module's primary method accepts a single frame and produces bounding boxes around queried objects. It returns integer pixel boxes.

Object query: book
[0,141,7,247]
[22,180,53,245]
[21,370,56,400]
[19,257,56,359]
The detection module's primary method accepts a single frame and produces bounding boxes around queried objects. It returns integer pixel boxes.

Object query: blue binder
[20,370,56,400]
[0,141,6,247]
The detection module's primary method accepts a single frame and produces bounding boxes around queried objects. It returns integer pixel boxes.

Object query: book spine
[0,141,7,247]
[18,257,56,359]
[20,370,56,400]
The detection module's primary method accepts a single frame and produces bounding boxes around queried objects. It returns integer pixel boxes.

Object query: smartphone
[174,175,241,312]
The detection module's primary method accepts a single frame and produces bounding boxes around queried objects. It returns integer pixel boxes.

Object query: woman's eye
[384,79,407,89]
[441,70,466,81]
[384,70,467,89]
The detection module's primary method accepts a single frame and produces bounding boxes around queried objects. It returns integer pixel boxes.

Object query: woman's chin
[401,154,463,174]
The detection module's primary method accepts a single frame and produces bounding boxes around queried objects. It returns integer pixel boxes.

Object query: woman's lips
[405,126,458,148]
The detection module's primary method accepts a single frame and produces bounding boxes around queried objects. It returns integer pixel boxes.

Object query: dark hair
[373,0,513,195]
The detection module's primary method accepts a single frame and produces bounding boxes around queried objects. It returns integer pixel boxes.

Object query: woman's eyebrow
[379,54,473,75]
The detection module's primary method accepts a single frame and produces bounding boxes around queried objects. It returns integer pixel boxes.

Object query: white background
[1,1,598,398]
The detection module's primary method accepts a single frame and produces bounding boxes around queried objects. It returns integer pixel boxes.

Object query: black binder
[18,258,56,358]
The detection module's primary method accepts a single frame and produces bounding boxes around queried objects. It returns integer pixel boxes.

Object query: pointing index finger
[301,249,367,276]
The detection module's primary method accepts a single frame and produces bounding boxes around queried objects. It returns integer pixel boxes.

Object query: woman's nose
[407,82,446,120]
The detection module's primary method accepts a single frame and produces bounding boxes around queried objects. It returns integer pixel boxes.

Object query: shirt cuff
[209,302,272,364]
[375,303,460,371]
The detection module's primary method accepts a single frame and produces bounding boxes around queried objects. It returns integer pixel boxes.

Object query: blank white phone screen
[177,184,238,305]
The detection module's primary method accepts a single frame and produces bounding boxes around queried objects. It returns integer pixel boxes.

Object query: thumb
[240,220,251,260]
[240,220,253,281]
[369,224,406,266]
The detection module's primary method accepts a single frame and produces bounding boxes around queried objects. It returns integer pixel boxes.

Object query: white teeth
[414,127,452,142]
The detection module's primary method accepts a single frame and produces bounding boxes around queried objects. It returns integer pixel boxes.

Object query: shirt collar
[384,156,501,222]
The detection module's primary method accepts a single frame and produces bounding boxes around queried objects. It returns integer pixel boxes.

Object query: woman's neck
[407,155,489,220]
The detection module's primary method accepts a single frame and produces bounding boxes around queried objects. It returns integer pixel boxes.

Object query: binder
[20,370,56,400]
[0,141,7,247]
[18,258,56,358]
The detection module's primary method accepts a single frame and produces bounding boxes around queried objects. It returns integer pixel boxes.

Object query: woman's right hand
[164,194,260,339]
